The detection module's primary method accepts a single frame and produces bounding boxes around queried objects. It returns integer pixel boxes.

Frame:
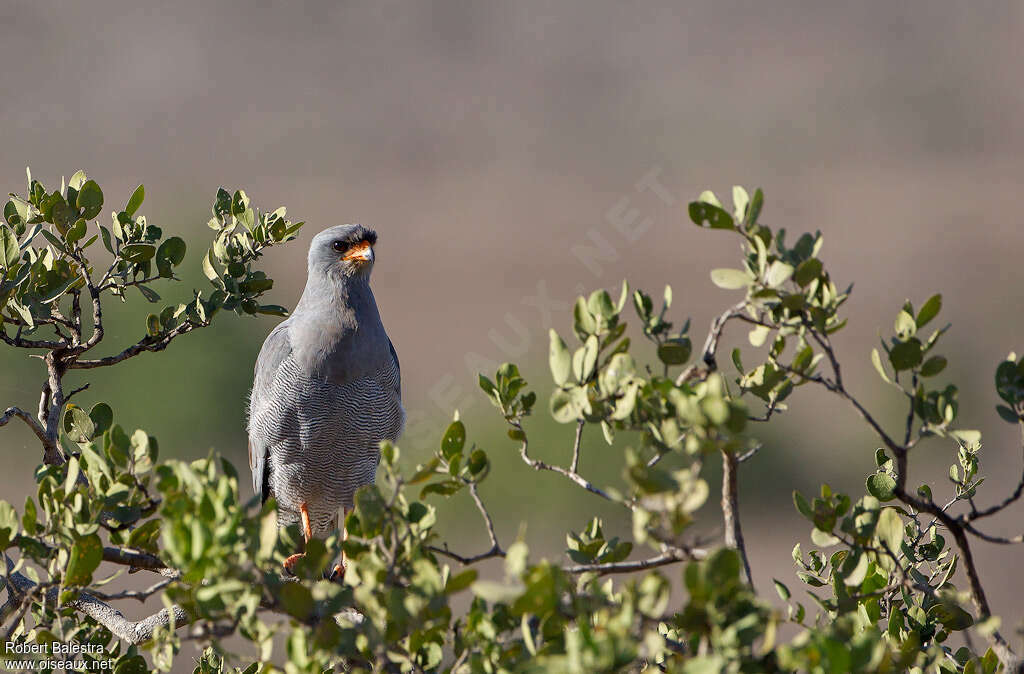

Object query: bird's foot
[283,553,305,576]
[327,561,346,582]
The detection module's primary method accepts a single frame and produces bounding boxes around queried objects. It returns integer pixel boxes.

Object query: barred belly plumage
[252,355,404,536]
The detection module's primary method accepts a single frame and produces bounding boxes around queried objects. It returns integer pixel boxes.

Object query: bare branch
[563,548,703,576]
[514,421,627,507]
[70,322,202,369]
[570,420,584,474]
[6,568,191,645]
[0,406,60,463]
[428,482,504,566]
[101,547,180,579]
[721,449,754,590]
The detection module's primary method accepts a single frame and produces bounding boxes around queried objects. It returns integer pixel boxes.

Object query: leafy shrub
[1,172,1021,673]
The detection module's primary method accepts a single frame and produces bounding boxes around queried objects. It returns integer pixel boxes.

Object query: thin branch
[92,577,175,603]
[675,301,747,386]
[721,449,754,590]
[69,322,201,369]
[562,549,702,576]
[514,421,627,506]
[570,421,584,474]
[6,569,191,645]
[101,547,179,578]
[428,482,505,565]
[0,406,60,463]
[969,422,1024,521]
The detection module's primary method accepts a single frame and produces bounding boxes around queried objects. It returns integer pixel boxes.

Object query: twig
[570,421,584,474]
[69,322,201,369]
[514,421,627,507]
[675,301,747,386]
[563,548,703,576]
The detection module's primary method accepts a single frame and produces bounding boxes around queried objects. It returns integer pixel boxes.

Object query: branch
[6,568,191,645]
[0,406,61,464]
[562,548,702,576]
[69,322,202,369]
[675,301,747,386]
[514,421,627,506]
[570,421,584,474]
[101,547,179,578]
[428,482,505,565]
[720,449,754,590]
[969,422,1024,521]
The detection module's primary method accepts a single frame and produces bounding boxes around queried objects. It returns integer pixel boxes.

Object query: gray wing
[248,321,293,503]
[388,338,401,397]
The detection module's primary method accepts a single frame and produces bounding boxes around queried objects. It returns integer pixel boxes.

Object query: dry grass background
[1,1,1022,668]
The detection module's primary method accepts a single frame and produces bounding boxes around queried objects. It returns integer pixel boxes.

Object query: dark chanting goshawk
[247,224,404,578]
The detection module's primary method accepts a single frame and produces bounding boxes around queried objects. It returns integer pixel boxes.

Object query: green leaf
[870,348,890,383]
[62,404,95,443]
[866,473,897,501]
[996,405,1019,423]
[894,309,917,338]
[156,236,186,277]
[875,507,904,555]
[793,491,813,520]
[657,337,692,365]
[445,569,478,594]
[764,260,794,287]
[279,583,314,621]
[125,184,145,216]
[471,580,524,604]
[121,243,155,263]
[773,578,791,601]
[548,330,571,385]
[928,602,974,631]
[794,258,822,286]
[65,533,103,586]
[710,268,751,290]
[76,180,104,220]
[89,403,113,436]
[916,294,942,328]
[0,501,19,549]
[920,355,947,377]
[255,304,289,316]
[889,339,923,371]
[0,225,19,267]
[441,419,466,460]
[688,201,735,230]
[550,388,580,424]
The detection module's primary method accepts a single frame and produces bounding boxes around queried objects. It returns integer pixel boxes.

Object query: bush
[1,172,1021,673]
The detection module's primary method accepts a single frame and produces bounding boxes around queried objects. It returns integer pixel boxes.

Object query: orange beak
[342,240,373,264]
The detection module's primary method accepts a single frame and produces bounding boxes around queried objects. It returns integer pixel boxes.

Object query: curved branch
[0,406,61,464]
[70,322,201,369]
[6,569,190,645]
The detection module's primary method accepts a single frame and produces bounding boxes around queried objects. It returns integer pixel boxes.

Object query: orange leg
[283,503,313,575]
[329,507,349,581]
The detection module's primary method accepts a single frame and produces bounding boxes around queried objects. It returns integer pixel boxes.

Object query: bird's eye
[332,241,347,253]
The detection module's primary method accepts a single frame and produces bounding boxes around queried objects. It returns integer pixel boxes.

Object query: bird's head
[307,224,379,281]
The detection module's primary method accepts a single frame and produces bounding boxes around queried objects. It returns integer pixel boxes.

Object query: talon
[283,553,305,575]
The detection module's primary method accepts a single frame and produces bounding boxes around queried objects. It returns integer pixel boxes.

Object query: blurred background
[2,0,1023,665]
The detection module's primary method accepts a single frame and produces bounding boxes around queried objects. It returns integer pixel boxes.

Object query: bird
[247,224,404,579]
